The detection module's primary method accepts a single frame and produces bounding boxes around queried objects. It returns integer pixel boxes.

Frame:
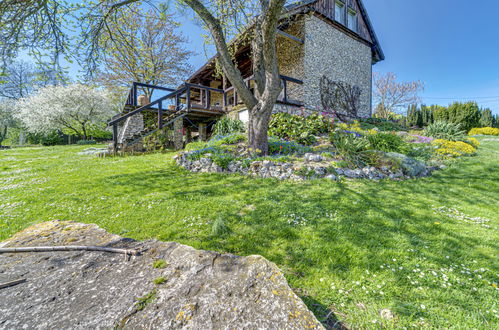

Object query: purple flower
[343,130,362,137]
[409,135,434,144]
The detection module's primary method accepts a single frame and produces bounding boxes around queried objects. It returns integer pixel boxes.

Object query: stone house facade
[186,0,384,120]
[110,0,383,151]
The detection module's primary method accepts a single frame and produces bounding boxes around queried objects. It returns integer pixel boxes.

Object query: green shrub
[208,133,246,146]
[424,121,465,140]
[330,131,370,166]
[366,132,405,153]
[76,140,97,145]
[185,141,208,151]
[269,112,331,146]
[211,153,235,170]
[185,146,223,161]
[212,117,245,136]
[358,117,406,131]
[267,137,311,155]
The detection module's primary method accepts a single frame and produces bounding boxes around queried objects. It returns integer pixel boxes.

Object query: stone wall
[303,15,373,117]
[277,17,305,103]
[117,113,144,144]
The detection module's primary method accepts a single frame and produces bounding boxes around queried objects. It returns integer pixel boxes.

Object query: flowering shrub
[465,137,480,148]
[209,133,246,146]
[468,127,499,136]
[431,139,476,157]
[407,135,434,144]
[337,121,378,136]
[268,138,310,155]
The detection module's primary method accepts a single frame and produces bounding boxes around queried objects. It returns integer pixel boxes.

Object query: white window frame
[347,9,358,32]
[335,1,345,25]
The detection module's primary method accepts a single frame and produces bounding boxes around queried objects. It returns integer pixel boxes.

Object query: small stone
[325,174,337,180]
[380,308,395,320]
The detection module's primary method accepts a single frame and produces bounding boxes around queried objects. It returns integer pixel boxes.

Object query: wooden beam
[277,29,304,44]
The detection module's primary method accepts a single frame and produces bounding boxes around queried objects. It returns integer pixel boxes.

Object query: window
[335,1,345,24]
[347,10,357,32]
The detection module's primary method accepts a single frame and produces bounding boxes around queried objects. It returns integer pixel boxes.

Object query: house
[109,0,383,152]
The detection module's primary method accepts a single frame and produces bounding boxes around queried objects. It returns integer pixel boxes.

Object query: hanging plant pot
[138,95,150,107]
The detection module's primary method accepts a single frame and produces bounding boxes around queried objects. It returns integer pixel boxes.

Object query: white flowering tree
[15,84,117,140]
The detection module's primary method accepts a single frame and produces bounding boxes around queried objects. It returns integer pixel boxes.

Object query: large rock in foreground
[0,221,322,329]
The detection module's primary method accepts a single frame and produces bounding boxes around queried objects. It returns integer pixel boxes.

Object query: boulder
[385,152,427,177]
[0,221,323,329]
[368,151,427,177]
[304,153,323,162]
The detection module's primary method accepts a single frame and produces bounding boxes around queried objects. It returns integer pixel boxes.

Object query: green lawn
[1,138,498,328]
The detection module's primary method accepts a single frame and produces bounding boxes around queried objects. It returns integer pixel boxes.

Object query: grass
[1,139,498,328]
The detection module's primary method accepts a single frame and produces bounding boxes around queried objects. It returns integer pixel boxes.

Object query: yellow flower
[468,127,499,136]
[466,137,480,147]
[431,139,476,157]
[434,222,441,225]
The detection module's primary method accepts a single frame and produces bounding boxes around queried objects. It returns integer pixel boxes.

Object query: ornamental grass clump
[431,139,477,157]
[424,121,465,141]
[212,117,245,135]
[468,127,499,136]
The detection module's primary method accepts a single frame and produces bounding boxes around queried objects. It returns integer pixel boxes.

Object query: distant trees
[373,72,424,119]
[94,6,192,96]
[405,102,496,131]
[15,84,116,140]
[479,109,494,127]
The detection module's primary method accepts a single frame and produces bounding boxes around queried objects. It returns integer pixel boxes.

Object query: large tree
[15,84,116,140]
[94,5,192,96]
[374,72,424,119]
[1,0,288,155]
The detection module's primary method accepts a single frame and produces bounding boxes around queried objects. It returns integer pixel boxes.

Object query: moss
[153,276,166,285]
[135,289,157,311]
[152,259,168,269]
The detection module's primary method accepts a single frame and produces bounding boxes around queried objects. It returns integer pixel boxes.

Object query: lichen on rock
[0,221,323,329]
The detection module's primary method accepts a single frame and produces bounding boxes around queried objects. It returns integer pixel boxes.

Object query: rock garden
[175,114,485,181]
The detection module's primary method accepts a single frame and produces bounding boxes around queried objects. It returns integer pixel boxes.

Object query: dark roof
[288,0,384,61]
[187,0,384,82]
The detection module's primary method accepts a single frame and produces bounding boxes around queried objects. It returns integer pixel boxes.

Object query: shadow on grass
[98,151,498,326]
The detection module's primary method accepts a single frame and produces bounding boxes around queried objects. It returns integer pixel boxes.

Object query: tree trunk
[0,126,7,146]
[248,102,274,154]
[183,0,285,155]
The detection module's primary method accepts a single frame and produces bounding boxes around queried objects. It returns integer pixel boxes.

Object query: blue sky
[363,0,499,114]
[26,0,497,114]
[176,0,499,114]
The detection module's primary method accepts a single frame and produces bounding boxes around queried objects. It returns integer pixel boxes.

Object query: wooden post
[132,83,137,106]
[206,90,211,109]
[173,117,184,150]
[283,79,288,103]
[158,101,163,129]
[186,86,191,111]
[186,127,192,144]
[198,123,207,142]
[112,124,118,153]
